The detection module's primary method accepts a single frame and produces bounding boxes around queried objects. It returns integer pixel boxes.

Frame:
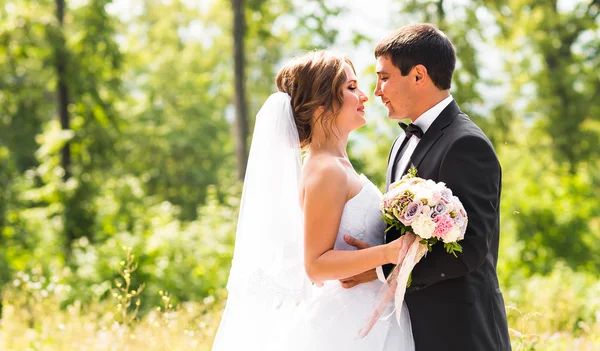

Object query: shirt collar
[413,95,454,134]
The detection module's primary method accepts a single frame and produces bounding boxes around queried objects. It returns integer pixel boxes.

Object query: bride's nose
[359,89,369,102]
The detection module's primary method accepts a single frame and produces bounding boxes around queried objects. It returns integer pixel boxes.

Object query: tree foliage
[0,0,598,317]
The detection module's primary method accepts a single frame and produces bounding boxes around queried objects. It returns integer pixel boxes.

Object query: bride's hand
[384,232,416,264]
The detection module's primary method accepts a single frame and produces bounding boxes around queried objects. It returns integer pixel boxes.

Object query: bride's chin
[354,119,367,130]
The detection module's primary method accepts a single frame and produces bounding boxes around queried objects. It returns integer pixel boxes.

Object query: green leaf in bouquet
[407,165,419,177]
[443,242,463,258]
[381,215,397,232]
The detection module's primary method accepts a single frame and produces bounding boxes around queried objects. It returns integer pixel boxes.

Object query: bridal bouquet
[381,166,467,256]
[359,166,468,338]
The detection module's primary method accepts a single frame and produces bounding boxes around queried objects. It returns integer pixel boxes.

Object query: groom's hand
[343,234,372,250]
[339,235,376,288]
[340,269,377,289]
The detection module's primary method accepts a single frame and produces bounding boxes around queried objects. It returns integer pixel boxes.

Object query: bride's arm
[302,162,401,283]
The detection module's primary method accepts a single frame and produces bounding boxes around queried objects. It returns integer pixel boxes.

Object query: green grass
[1,263,597,350]
[0,289,225,351]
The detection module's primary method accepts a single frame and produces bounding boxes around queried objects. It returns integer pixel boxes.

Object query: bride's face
[334,63,369,133]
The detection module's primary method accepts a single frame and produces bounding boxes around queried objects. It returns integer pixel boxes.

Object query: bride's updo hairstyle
[275,51,355,148]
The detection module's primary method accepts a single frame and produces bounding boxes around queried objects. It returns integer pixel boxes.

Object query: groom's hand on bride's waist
[343,235,372,250]
[339,235,377,288]
[339,269,377,289]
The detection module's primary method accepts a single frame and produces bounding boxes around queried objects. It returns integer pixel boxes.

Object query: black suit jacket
[384,101,511,351]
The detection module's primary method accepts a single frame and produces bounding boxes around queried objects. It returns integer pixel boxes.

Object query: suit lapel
[401,100,462,177]
[386,133,406,190]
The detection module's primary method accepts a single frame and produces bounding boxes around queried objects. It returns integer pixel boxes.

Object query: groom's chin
[384,107,399,120]
[386,111,402,120]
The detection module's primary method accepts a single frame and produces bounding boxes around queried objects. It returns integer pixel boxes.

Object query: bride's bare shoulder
[301,155,347,193]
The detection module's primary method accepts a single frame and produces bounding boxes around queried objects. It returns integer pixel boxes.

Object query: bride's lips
[357,106,365,112]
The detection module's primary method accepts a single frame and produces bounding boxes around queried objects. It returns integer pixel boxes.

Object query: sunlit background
[0,0,599,349]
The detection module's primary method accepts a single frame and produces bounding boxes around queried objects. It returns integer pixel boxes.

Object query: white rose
[415,185,436,206]
[411,214,436,239]
[443,224,461,243]
[425,179,437,188]
[459,219,468,240]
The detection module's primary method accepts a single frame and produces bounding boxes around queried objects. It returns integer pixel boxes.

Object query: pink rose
[432,191,442,204]
[432,214,454,240]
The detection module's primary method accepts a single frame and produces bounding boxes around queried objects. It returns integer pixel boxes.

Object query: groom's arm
[409,134,501,288]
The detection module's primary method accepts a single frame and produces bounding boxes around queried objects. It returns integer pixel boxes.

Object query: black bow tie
[399,122,424,139]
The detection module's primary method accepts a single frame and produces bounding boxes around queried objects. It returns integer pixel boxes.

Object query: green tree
[0,0,65,274]
[488,0,600,173]
[0,0,124,267]
[395,0,516,144]
[113,0,233,220]
[484,0,600,273]
[51,0,124,252]
[232,0,249,180]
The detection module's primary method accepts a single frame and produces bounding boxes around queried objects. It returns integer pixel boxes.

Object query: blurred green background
[0,0,599,349]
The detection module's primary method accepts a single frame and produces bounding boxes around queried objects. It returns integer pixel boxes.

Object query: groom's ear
[414,64,427,85]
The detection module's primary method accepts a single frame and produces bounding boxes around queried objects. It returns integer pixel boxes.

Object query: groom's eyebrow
[376,71,387,75]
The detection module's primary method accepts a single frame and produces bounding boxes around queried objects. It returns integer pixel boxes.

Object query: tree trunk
[232,0,249,180]
[55,0,74,255]
[56,0,71,181]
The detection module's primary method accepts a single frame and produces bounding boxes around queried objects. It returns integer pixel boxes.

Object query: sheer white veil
[212,92,311,350]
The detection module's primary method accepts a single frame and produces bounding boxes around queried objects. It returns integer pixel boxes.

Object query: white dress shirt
[376,95,454,282]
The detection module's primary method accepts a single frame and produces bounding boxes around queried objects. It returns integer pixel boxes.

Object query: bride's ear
[314,106,327,119]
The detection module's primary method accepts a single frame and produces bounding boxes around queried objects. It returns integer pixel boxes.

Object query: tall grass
[1,259,597,350]
[504,263,600,351]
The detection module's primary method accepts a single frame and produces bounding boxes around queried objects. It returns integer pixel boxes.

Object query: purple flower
[440,188,453,204]
[455,207,468,229]
[430,202,449,219]
[400,201,423,226]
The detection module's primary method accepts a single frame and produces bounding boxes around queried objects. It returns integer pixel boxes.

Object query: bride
[212,51,414,351]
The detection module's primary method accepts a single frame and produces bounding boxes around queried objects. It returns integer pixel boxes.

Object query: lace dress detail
[335,174,386,249]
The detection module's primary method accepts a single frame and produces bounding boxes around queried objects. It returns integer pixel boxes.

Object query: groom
[342,24,511,350]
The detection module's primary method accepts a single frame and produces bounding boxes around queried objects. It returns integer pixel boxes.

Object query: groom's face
[375,56,416,121]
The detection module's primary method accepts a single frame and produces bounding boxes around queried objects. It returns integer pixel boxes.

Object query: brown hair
[375,23,455,90]
[275,51,355,148]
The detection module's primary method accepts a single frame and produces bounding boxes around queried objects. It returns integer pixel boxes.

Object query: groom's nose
[374,84,382,97]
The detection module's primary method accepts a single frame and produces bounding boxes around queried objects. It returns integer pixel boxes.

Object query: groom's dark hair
[375,23,455,90]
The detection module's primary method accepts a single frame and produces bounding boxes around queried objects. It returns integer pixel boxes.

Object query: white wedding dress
[212,93,414,351]
[270,174,414,351]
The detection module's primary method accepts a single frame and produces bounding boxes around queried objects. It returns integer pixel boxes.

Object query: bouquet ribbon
[358,232,428,338]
